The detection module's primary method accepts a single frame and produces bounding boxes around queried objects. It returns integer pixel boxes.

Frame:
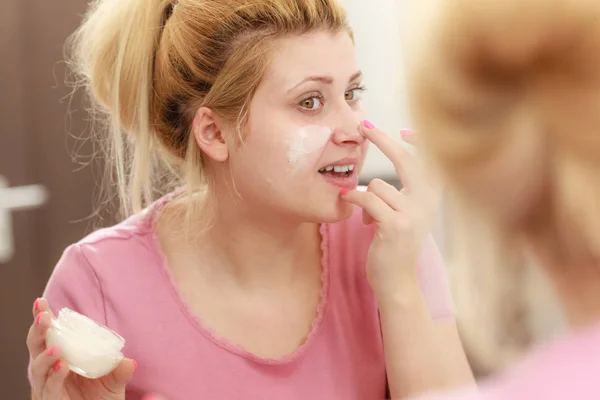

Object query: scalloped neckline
[145,191,331,365]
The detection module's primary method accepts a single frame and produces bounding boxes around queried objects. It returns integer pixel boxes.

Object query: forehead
[263,31,358,88]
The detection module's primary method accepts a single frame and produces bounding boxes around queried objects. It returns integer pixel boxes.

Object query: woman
[26,0,472,399]
[405,0,600,398]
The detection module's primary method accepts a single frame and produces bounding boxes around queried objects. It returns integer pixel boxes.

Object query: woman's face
[227,31,368,223]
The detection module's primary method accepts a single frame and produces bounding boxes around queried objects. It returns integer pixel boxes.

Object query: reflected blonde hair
[408,0,600,373]
[67,0,351,223]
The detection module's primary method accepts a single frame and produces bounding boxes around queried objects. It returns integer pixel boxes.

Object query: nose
[330,105,365,146]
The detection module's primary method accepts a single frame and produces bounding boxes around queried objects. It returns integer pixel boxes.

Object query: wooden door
[0,1,111,398]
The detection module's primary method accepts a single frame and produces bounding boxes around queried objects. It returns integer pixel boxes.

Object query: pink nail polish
[54,361,61,371]
[400,128,415,136]
[47,346,55,357]
[35,313,42,325]
[132,359,138,372]
[33,298,40,312]
[340,188,349,196]
[363,120,375,129]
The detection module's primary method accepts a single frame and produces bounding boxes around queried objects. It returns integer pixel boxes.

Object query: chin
[311,199,355,224]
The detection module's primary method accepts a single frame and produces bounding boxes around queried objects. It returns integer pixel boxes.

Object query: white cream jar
[45,308,126,379]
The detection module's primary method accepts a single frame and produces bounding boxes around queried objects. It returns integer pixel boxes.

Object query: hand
[342,122,442,299]
[27,298,136,400]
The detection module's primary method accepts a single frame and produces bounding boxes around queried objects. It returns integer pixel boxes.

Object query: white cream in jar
[45,308,126,379]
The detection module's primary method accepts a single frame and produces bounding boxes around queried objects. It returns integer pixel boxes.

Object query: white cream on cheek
[286,125,332,166]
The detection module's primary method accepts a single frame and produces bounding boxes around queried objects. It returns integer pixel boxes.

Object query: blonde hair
[408,0,600,373]
[67,0,351,222]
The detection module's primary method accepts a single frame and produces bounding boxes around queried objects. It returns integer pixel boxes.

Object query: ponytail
[67,0,175,216]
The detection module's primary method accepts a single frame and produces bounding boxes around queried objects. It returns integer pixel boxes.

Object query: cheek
[361,141,370,156]
[354,101,367,120]
[285,125,332,168]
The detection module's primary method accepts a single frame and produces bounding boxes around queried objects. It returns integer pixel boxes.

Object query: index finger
[360,121,420,191]
[28,298,57,359]
[26,311,53,359]
[32,297,53,318]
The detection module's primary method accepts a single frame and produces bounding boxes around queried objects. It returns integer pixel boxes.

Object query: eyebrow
[287,70,363,93]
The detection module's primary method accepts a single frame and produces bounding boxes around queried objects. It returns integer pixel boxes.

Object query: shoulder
[43,203,163,317]
[417,322,600,400]
[72,210,157,270]
[59,209,157,277]
[489,322,600,399]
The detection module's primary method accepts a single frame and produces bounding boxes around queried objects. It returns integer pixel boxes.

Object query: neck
[190,193,322,287]
[545,261,600,331]
[526,222,600,332]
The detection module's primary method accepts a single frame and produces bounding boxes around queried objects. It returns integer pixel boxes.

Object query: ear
[191,107,229,162]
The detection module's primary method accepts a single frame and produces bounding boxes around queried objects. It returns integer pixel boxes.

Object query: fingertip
[52,359,69,378]
[142,395,166,400]
[58,365,70,380]
[362,119,376,130]
[33,298,41,313]
[35,312,52,331]
[33,298,52,319]
[43,360,69,397]
[360,120,378,137]
[34,311,50,328]
[400,129,417,146]
[123,357,137,374]
[110,357,136,385]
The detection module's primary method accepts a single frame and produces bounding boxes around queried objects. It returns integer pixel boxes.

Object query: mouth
[317,160,359,190]
[318,163,355,177]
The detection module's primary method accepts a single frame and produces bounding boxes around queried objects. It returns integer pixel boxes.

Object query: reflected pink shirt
[37,193,454,400]
[414,319,600,400]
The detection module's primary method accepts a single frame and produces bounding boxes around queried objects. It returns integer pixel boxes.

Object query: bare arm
[341,123,474,398]
[379,286,474,399]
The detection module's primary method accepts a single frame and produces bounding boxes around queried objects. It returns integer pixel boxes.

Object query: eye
[299,95,323,111]
[345,85,366,102]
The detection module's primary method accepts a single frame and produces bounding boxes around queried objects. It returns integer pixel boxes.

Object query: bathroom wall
[343,0,410,180]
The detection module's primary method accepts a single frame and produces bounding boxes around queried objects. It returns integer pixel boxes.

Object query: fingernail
[33,298,40,311]
[363,120,375,129]
[35,313,42,325]
[47,346,55,357]
[132,359,138,372]
[340,188,349,196]
[54,360,61,371]
[400,128,415,136]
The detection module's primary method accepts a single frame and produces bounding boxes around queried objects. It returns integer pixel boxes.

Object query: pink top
[37,192,454,400]
[415,319,600,400]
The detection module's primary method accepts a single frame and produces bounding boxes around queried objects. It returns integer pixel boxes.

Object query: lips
[316,157,360,189]
[319,169,358,189]
[318,163,355,174]
[318,161,359,189]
